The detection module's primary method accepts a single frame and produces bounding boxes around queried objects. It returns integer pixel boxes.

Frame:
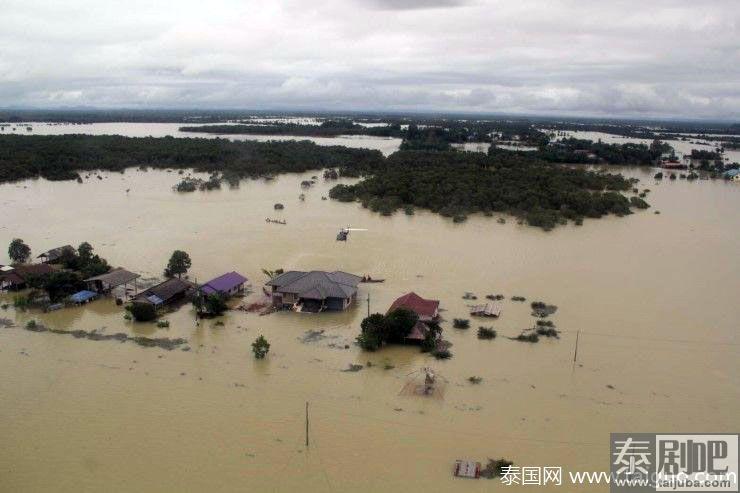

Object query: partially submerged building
[470,302,501,318]
[0,266,24,290]
[200,271,248,297]
[85,268,140,296]
[387,292,442,344]
[0,264,57,290]
[37,245,75,264]
[388,292,440,322]
[266,270,361,312]
[132,278,195,309]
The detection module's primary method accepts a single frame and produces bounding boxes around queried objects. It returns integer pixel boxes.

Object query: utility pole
[571,329,580,372]
[366,292,370,317]
[194,277,199,327]
[305,401,310,448]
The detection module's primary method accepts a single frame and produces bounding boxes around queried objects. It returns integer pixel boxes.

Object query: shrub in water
[252,335,270,359]
[480,458,514,479]
[432,348,452,359]
[477,327,497,340]
[130,302,157,322]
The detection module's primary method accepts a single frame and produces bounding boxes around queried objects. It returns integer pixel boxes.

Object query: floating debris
[511,296,526,302]
[299,329,337,344]
[468,376,483,384]
[454,460,481,479]
[400,367,446,398]
[462,292,477,300]
[342,364,364,372]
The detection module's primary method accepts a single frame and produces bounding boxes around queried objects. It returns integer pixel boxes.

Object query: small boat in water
[360,275,385,283]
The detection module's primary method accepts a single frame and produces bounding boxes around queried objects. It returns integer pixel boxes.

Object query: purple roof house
[200,271,248,296]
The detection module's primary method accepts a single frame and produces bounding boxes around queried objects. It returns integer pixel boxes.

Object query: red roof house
[387,292,440,322]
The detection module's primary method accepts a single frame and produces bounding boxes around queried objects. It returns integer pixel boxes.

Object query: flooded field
[1,167,739,492]
[0,122,402,156]
[555,130,740,165]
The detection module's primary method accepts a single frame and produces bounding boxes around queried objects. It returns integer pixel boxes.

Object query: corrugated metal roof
[201,271,247,295]
[137,278,194,303]
[146,295,164,305]
[85,267,140,287]
[37,245,74,261]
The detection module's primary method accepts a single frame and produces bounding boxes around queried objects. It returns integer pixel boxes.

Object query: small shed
[470,302,501,318]
[404,321,440,344]
[85,268,140,295]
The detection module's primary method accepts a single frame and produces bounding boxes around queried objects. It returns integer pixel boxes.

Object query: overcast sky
[1,0,738,119]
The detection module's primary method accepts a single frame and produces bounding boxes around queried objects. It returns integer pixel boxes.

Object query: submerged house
[470,302,501,318]
[132,278,195,309]
[266,270,361,312]
[0,264,57,290]
[388,292,440,322]
[387,292,442,344]
[0,266,25,290]
[200,271,248,297]
[37,245,75,264]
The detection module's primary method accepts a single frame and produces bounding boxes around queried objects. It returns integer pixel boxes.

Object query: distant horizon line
[0,106,737,125]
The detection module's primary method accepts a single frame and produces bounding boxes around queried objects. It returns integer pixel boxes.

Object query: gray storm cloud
[0,0,738,118]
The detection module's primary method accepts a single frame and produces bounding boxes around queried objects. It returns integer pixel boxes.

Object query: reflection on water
[1,169,738,492]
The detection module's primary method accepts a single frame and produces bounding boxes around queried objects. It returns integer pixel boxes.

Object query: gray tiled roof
[267,271,360,300]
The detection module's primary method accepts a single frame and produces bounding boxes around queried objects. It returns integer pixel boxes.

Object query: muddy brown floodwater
[1,166,738,492]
